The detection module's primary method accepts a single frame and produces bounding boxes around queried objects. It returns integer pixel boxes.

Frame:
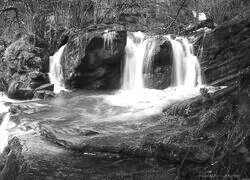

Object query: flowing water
[122,32,147,90]
[0,102,10,153]
[103,30,117,50]
[48,45,67,93]
[169,36,202,87]
[0,32,205,179]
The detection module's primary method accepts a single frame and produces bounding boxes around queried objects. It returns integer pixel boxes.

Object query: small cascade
[0,103,10,153]
[143,39,157,75]
[168,36,202,87]
[103,31,116,50]
[122,32,202,91]
[122,32,156,90]
[49,45,67,93]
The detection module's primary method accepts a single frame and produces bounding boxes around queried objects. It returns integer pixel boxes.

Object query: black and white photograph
[0,0,250,179]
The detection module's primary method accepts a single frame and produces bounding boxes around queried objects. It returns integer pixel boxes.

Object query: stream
[0,87,202,179]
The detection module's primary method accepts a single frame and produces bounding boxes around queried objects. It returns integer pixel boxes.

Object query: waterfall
[0,102,10,153]
[122,32,202,90]
[168,36,202,87]
[122,32,156,90]
[103,31,116,50]
[49,45,67,93]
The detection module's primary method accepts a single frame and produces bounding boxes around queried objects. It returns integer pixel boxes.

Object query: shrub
[199,0,243,24]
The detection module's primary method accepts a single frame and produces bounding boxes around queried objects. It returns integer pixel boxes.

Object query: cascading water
[122,32,202,90]
[49,45,67,93]
[109,33,204,113]
[122,32,156,90]
[168,36,202,87]
[0,103,10,153]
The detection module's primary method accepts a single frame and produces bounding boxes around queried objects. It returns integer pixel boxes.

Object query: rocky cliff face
[197,16,250,87]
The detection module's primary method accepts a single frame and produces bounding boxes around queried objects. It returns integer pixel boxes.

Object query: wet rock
[144,66,172,89]
[80,130,99,136]
[34,90,55,99]
[7,81,34,100]
[0,137,24,180]
[62,26,127,90]
[29,71,50,89]
[35,84,54,92]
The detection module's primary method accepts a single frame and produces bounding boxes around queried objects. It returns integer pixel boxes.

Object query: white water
[116,32,204,110]
[0,102,10,153]
[103,30,116,50]
[49,45,67,94]
[122,32,202,90]
[169,36,202,87]
[122,32,157,90]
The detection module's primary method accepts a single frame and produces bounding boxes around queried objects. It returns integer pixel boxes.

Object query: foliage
[197,0,244,24]
[3,35,42,73]
[179,93,250,179]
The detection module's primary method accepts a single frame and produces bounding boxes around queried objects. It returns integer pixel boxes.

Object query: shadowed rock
[7,81,34,100]
[62,26,127,90]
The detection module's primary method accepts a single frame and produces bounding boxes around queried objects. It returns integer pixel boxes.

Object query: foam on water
[106,86,203,116]
[122,32,202,91]
[167,36,202,87]
[122,32,157,90]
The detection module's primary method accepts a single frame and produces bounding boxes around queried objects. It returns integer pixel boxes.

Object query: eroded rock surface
[62,26,127,90]
[197,14,250,86]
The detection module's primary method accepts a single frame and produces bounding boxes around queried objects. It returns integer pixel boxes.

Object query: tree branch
[164,0,187,32]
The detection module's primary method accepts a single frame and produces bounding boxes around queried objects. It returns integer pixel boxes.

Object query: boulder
[0,78,7,92]
[35,84,54,92]
[7,81,34,100]
[62,27,127,90]
[0,137,24,180]
[1,35,47,90]
[144,66,172,89]
[29,72,50,89]
[4,36,43,74]
[144,37,173,89]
